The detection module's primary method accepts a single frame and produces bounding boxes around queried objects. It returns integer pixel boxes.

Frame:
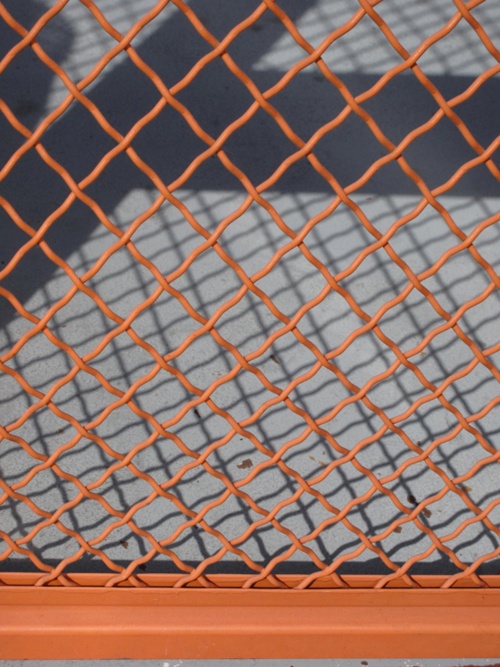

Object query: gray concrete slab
[1,0,499,582]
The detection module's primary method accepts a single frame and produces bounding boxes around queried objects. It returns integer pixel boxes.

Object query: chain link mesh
[0,0,499,589]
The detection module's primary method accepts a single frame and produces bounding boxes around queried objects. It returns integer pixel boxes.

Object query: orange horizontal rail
[2,583,500,660]
[2,572,500,589]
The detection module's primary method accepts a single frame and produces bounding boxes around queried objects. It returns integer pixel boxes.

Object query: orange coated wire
[0,0,499,590]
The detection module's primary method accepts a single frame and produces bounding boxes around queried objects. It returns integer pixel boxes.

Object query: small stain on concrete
[237,458,253,470]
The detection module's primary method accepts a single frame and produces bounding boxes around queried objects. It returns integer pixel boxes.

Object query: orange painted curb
[2,583,500,659]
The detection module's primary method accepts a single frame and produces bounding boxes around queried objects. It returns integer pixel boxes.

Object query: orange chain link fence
[1,0,500,659]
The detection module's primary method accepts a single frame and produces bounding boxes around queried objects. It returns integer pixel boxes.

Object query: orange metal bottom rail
[2,578,500,659]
